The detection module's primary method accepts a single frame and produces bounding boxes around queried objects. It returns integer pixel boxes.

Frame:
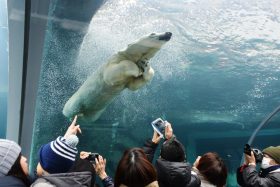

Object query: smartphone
[151,118,166,138]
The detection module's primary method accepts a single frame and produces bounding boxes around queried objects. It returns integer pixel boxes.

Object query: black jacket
[237,165,280,187]
[143,139,201,187]
[0,176,27,187]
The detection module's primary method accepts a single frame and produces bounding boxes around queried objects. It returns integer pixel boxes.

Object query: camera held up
[244,144,264,163]
[86,152,100,164]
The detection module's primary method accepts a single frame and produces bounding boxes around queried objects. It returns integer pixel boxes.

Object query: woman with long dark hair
[0,139,31,187]
[114,148,158,187]
[94,148,159,187]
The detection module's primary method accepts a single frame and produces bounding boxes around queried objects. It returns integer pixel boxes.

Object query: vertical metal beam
[20,0,50,158]
[6,0,25,142]
[19,0,31,144]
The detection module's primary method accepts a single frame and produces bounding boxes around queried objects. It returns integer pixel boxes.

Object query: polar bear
[63,32,172,122]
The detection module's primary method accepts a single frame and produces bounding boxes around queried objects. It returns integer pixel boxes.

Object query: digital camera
[86,153,99,163]
[244,144,263,163]
[151,118,166,138]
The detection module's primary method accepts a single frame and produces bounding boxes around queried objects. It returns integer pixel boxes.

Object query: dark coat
[102,176,114,187]
[0,176,27,187]
[31,171,92,187]
[237,165,280,187]
[143,139,201,187]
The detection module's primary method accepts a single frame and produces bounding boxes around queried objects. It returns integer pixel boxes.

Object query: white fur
[63,33,171,122]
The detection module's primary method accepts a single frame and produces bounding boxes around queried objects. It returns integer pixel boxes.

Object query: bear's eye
[150,33,156,36]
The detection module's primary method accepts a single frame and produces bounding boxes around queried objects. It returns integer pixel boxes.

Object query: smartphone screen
[151,118,165,138]
[155,121,165,133]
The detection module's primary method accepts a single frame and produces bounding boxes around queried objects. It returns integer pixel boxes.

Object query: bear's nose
[159,32,172,41]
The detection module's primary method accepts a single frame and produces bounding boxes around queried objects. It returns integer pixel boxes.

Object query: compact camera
[151,118,166,138]
[86,153,100,163]
[244,144,263,163]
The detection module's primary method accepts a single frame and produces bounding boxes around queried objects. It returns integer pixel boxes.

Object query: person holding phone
[143,120,201,187]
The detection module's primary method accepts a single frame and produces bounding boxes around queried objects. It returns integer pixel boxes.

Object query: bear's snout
[159,32,172,41]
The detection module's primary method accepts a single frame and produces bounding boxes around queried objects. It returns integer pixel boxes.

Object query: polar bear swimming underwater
[63,32,172,122]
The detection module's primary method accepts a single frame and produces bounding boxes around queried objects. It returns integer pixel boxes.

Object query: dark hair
[114,148,157,187]
[69,157,96,187]
[196,152,227,187]
[160,139,186,162]
[7,153,31,186]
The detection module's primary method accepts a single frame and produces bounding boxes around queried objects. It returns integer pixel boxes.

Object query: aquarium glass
[0,0,8,138]
[31,1,280,186]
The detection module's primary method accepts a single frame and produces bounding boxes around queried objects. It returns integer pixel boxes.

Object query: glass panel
[31,1,280,186]
[5,0,26,142]
[0,0,8,138]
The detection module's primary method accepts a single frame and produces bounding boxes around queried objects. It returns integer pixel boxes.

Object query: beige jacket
[192,168,216,187]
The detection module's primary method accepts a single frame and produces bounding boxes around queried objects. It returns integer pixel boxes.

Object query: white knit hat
[0,139,21,176]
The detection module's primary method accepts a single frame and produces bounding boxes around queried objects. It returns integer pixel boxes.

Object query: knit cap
[0,139,21,176]
[39,135,79,174]
[263,146,280,164]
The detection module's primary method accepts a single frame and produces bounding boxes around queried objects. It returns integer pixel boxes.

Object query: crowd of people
[1,115,280,187]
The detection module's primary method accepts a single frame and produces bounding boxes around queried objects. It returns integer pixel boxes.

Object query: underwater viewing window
[7,0,280,186]
[0,0,9,138]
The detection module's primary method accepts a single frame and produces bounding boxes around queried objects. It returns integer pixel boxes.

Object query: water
[32,0,280,186]
[0,0,8,138]
[0,93,7,138]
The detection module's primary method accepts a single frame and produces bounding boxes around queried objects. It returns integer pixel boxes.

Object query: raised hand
[94,155,108,180]
[64,115,82,138]
[193,156,201,168]
[165,121,173,140]
[245,151,256,165]
[152,130,161,144]
[80,151,90,159]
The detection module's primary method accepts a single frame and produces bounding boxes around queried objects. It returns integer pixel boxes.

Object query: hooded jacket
[143,139,201,187]
[0,175,28,187]
[156,158,200,187]
[237,165,280,187]
[31,171,92,187]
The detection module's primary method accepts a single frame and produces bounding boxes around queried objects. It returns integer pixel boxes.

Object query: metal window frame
[7,0,50,159]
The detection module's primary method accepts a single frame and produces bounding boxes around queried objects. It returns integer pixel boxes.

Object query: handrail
[240,105,280,166]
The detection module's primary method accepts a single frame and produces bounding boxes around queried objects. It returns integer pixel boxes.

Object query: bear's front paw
[136,60,149,73]
[143,63,151,73]
[143,64,154,80]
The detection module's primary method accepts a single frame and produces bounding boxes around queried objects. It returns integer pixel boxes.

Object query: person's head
[69,157,96,187]
[196,152,227,187]
[114,148,158,187]
[36,135,79,176]
[261,146,280,169]
[0,139,30,185]
[160,138,186,162]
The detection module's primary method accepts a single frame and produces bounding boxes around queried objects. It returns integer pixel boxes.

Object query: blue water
[0,0,8,139]
[32,0,280,186]
[0,93,7,138]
